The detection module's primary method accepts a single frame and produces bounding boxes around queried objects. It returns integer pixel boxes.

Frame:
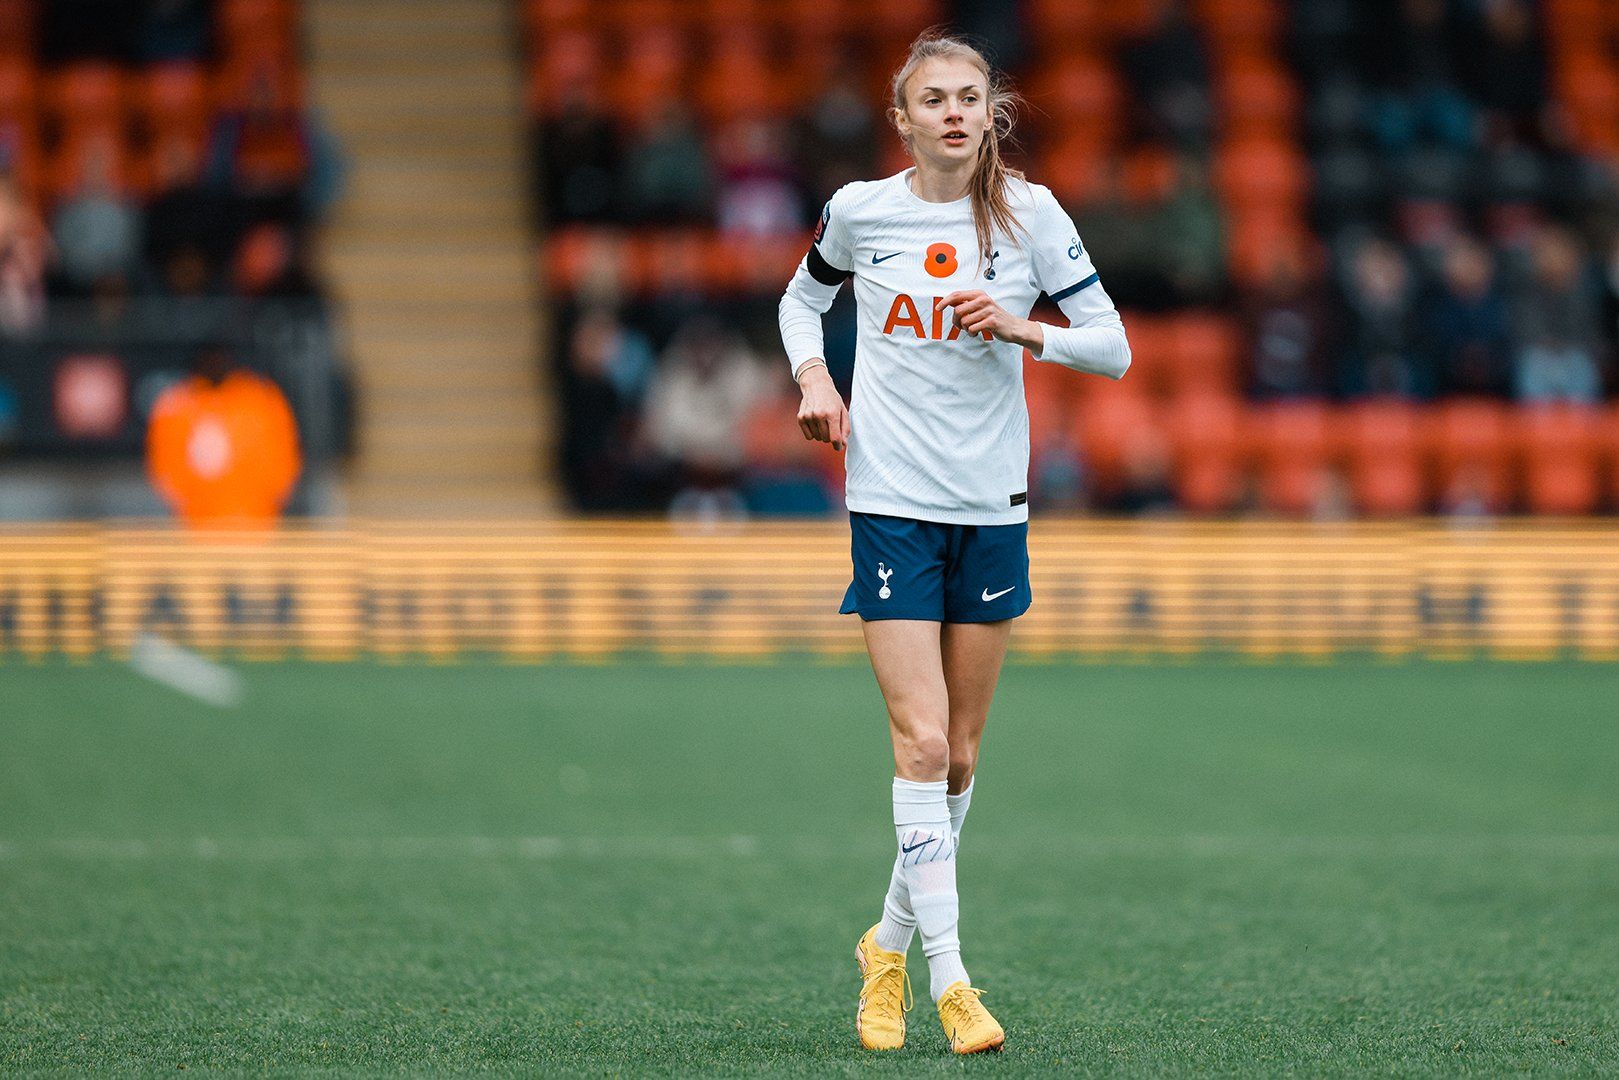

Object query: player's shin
[877,777,975,954]
[892,777,970,1001]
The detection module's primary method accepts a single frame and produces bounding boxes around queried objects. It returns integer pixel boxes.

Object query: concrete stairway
[304,0,556,517]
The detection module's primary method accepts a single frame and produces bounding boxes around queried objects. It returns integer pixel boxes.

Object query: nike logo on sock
[900,837,936,854]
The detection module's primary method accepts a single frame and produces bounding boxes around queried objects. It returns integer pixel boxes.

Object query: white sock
[876,778,975,954]
[889,777,970,1001]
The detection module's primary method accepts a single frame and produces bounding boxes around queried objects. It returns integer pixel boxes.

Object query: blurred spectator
[1512,227,1604,403]
[50,140,140,290]
[145,141,245,267]
[1150,154,1225,307]
[640,315,770,503]
[1338,237,1428,398]
[713,120,803,237]
[156,241,233,345]
[1120,0,1213,152]
[1425,236,1512,396]
[1603,233,1619,363]
[559,304,655,510]
[146,345,301,528]
[622,104,712,226]
[0,174,48,333]
[1112,428,1176,514]
[1456,0,1546,146]
[739,369,837,516]
[205,70,312,225]
[140,0,212,63]
[1245,256,1333,399]
[541,87,622,226]
[796,64,880,208]
[1030,427,1090,511]
[1362,0,1475,153]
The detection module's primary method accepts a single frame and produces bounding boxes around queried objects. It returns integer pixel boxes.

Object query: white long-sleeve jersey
[778,168,1130,525]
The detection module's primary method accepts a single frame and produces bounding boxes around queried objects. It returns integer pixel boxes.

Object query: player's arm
[778,195,854,450]
[940,284,1129,380]
[944,186,1130,379]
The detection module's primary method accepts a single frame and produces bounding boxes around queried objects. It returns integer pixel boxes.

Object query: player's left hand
[940,290,1034,348]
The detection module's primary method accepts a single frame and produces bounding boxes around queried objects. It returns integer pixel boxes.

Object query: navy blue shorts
[839,512,1031,623]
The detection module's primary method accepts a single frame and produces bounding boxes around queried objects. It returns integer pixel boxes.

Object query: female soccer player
[777,31,1131,1054]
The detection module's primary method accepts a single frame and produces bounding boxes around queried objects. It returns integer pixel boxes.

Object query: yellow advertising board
[1,520,1617,660]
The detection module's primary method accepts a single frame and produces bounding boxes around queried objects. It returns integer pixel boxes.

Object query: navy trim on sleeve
[1049,272,1100,302]
[806,245,852,286]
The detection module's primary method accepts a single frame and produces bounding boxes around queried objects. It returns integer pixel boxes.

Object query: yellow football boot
[936,981,1004,1054]
[855,925,911,1050]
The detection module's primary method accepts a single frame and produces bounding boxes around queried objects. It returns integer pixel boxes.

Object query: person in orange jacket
[146,345,301,528]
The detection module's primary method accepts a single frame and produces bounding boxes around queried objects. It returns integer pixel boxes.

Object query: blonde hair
[889,30,1027,268]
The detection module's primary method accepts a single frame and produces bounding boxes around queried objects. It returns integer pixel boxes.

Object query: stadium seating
[529,0,1619,517]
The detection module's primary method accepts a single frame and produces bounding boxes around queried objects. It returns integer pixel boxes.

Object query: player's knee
[896,726,950,778]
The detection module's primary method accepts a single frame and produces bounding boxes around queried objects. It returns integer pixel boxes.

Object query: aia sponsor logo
[881,294,994,341]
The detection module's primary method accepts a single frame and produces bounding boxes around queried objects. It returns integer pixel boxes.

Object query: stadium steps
[305,0,556,519]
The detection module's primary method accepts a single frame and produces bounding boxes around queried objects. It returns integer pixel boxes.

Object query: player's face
[900,57,989,171]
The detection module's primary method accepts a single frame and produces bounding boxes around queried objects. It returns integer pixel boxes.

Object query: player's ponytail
[890,30,1028,270]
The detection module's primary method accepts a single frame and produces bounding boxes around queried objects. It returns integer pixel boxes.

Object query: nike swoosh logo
[982,587,1015,602]
[900,837,936,853]
[872,252,902,264]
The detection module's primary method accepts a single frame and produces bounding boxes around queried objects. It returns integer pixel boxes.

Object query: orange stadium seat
[1071,385,1159,494]
[1214,135,1310,212]
[1519,405,1601,515]
[1218,62,1299,140]
[46,64,128,137]
[1431,398,1511,512]
[531,29,605,115]
[46,129,133,202]
[1198,3,1284,56]
[0,57,36,133]
[139,64,212,138]
[0,1,34,58]
[1605,404,1619,508]
[217,0,296,42]
[608,27,689,127]
[779,0,856,53]
[1253,399,1333,515]
[1028,61,1124,147]
[1024,351,1074,457]
[697,30,785,126]
[1166,391,1244,513]
[1343,398,1426,516]
[1025,0,1104,44]
[1163,313,1241,396]
[1100,0,1163,40]
[1115,314,1169,394]
[1224,206,1312,290]
[1121,146,1177,205]
[524,0,587,34]
[1039,132,1112,208]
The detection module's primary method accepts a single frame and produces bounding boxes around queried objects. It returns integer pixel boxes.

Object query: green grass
[2,658,1616,1075]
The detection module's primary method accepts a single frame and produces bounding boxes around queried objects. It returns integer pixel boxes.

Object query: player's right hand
[796,363,850,451]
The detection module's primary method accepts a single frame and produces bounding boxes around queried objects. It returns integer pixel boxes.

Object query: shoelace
[860,957,913,1022]
[941,985,990,1031]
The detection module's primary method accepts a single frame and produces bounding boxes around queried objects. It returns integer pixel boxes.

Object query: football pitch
[2,658,1615,1075]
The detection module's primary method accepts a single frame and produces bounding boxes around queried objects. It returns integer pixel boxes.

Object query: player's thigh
[940,619,1012,771]
[862,618,951,779]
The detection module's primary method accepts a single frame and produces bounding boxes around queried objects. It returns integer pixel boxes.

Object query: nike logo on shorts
[982,587,1015,602]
